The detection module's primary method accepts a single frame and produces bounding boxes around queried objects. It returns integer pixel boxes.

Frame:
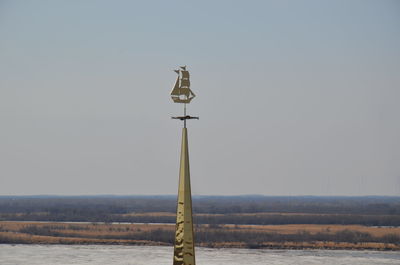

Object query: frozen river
[1,244,400,265]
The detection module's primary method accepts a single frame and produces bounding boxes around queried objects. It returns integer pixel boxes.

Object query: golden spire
[173,128,195,265]
[170,66,197,265]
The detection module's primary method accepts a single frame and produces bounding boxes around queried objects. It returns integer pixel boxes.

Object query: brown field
[223,224,400,237]
[120,212,176,217]
[0,221,399,250]
[120,211,395,217]
[120,212,226,217]
[0,221,172,246]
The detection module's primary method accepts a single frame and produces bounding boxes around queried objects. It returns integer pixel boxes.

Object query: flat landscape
[1,221,399,250]
[1,196,399,250]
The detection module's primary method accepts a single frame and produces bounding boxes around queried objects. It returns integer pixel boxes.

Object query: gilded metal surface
[173,128,195,265]
[170,67,196,104]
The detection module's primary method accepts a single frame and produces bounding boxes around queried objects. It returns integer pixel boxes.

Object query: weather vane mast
[171,66,199,128]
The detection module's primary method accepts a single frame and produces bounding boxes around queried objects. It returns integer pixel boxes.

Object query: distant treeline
[1,195,400,214]
[195,228,400,247]
[1,196,400,226]
[2,224,399,247]
[2,212,400,226]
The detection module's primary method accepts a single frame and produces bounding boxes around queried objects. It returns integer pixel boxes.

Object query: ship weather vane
[171,66,199,127]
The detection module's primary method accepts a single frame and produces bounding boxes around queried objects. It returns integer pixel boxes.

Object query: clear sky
[1,0,399,196]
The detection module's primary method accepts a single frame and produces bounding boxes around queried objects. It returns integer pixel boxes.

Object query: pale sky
[1,0,399,196]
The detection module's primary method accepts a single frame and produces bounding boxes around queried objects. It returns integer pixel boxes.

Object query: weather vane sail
[170,66,196,103]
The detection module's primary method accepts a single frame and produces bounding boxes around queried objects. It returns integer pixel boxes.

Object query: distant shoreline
[2,196,399,227]
[1,196,399,251]
[1,221,399,251]
[1,239,399,251]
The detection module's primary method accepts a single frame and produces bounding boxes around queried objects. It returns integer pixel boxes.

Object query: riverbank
[0,221,399,251]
